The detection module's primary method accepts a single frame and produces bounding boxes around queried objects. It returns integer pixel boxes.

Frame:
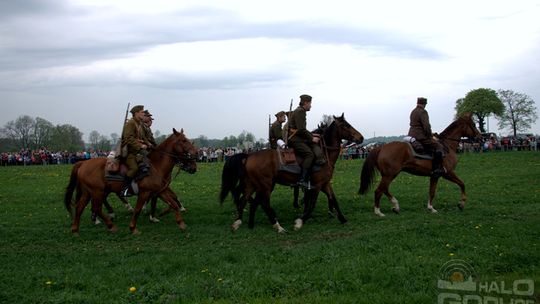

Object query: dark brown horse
[220,114,364,233]
[359,113,481,216]
[64,128,197,235]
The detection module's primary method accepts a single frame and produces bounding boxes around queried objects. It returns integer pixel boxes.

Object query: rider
[288,94,326,188]
[269,111,287,149]
[142,110,157,148]
[121,105,150,196]
[408,97,446,177]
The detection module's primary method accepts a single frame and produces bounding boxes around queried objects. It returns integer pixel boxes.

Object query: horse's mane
[439,116,466,139]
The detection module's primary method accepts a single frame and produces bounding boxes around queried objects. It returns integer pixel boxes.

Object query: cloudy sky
[1,0,540,142]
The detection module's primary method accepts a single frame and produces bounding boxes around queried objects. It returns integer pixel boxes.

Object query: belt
[288,128,298,140]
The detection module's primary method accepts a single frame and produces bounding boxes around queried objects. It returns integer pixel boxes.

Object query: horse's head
[459,112,482,141]
[332,113,364,144]
[169,128,197,174]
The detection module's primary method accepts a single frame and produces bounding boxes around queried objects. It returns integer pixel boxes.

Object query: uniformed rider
[288,94,325,188]
[121,105,149,196]
[408,97,446,177]
[270,111,287,149]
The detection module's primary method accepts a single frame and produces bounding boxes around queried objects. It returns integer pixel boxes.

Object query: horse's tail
[359,148,381,195]
[219,153,248,205]
[64,161,82,217]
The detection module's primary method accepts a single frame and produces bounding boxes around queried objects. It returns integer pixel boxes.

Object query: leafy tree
[97,135,112,151]
[50,124,84,151]
[33,117,54,149]
[455,88,504,133]
[497,90,538,137]
[1,115,35,149]
[88,130,101,150]
[110,133,120,147]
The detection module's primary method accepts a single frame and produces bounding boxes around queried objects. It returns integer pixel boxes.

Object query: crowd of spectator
[0,148,109,166]
[459,135,538,153]
[2,136,538,167]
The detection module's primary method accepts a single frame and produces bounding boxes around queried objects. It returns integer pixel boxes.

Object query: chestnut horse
[220,114,364,233]
[358,113,480,216]
[64,128,197,235]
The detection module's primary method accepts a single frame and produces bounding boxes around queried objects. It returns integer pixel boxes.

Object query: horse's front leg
[129,191,151,234]
[443,170,467,210]
[427,177,440,213]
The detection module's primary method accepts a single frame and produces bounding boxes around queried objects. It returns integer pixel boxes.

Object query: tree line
[1,88,537,152]
[0,115,265,153]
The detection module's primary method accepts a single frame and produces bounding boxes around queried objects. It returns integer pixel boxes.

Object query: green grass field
[0,152,539,303]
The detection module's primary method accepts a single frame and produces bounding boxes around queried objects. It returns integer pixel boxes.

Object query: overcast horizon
[2,0,540,142]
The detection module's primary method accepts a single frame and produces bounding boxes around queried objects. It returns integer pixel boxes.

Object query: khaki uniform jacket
[408,106,432,141]
[142,124,157,148]
[269,121,283,149]
[289,106,313,144]
[122,118,144,154]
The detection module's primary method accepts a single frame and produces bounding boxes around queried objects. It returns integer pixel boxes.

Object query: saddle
[276,147,324,174]
[402,137,433,160]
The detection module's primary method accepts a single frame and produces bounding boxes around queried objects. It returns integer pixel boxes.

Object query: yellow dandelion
[129,286,137,293]
[449,253,455,256]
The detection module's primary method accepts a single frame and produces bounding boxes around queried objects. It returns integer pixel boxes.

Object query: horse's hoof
[458,203,464,211]
[328,211,336,218]
[293,219,303,231]
[338,217,347,224]
[180,207,187,212]
[427,208,438,214]
[392,208,400,214]
[231,220,242,232]
[178,222,187,231]
[131,228,140,235]
[149,216,160,223]
[109,213,116,220]
[94,219,102,225]
[71,231,80,237]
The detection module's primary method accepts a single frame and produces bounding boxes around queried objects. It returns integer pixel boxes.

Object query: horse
[220,114,364,233]
[64,128,197,235]
[358,112,481,216]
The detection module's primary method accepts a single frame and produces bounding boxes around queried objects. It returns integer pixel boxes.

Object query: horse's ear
[173,128,178,134]
[180,128,184,134]
[340,112,344,119]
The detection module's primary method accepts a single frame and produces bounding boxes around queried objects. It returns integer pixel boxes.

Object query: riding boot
[297,168,311,189]
[431,150,446,177]
[121,177,133,197]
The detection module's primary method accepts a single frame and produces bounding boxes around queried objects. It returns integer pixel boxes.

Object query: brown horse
[64,128,197,235]
[220,114,364,233]
[358,113,481,216]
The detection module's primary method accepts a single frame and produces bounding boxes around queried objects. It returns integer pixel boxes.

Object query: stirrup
[297,180,311,190]
[431,167,447,178]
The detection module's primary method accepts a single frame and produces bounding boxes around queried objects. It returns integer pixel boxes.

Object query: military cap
[417,97,427,105]
[300,94,312,102]
[130,105,144,114]
[275,111,286,118]
[144,110,154,120]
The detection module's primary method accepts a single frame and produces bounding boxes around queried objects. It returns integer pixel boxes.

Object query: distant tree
[497,90,538,137]
[110,133,120,147]
[1,115,35,150]
[97,135,111,151]
[88,130,100,149]
[455,88,504,133]
[194,135,209,148]
[320,114,334,126]
[50,124,84,151]
[33,117,54,149]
